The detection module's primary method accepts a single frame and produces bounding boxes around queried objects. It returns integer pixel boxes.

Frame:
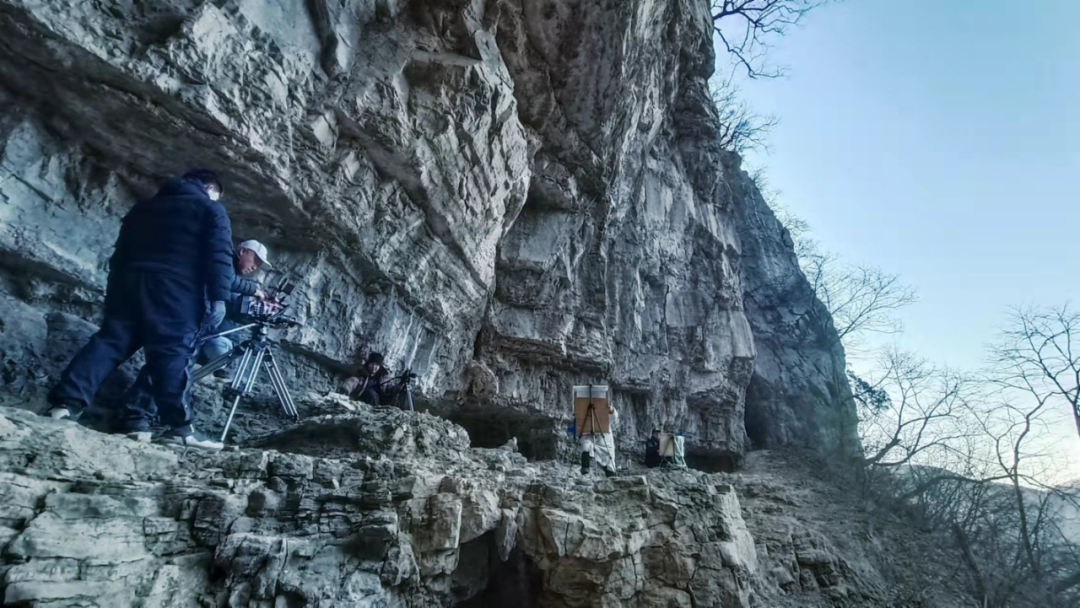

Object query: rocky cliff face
[0,0,856,465]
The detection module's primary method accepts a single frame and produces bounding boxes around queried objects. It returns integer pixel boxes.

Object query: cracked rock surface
[0,405,763,607]
[0,406,971,607]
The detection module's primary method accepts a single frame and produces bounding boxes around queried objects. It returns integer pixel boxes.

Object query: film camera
[235,274,300,327]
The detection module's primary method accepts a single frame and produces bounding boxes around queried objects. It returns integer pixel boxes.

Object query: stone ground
[732,451,976,608]
[0,400,978,608]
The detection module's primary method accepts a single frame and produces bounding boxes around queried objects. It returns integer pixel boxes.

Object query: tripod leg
[265,355,299,420]
[228,346,255,392]
[241,347,266,394]
[219,395,242,444]
[220,347,267,444]
[404,386,414,412]
[192,346,242,382]
[263,359,290,417]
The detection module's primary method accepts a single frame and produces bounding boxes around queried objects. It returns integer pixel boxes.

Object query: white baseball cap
[238,240,273,270]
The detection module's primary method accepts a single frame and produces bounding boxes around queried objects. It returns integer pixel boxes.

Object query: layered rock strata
[0,405,763,607]
[0,405,973,608]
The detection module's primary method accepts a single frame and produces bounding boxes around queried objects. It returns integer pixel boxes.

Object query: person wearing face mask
[117,240,273,441]
[45,169,236,451]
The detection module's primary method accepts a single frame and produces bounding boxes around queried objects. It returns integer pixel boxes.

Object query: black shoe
[157,427,223,451]
[580,451,591,476]
[603,466,616,478]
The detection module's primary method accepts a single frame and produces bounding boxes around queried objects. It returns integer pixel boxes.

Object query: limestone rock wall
[0,0,855,463]
[727,158,859,454]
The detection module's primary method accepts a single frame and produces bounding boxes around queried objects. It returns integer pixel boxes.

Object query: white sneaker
[158,428,223,451]
[46,407,72,420]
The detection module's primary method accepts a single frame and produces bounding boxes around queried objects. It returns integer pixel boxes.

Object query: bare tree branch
[801,253,918,351]
[710,78,779,153]
[991,304,1080,444]
[711,0,825,78]
[850,339,1080,606]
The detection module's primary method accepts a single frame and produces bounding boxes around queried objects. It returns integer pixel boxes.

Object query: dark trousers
[357,386,381,406]
[341,376,383,406]
[121,370,157,432]
[50,272,202,432]
[120,332,235,432]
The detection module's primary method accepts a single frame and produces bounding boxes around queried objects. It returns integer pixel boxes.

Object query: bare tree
[771,202,820,261]
[854,349,1080,607]
[803,252,918,351]
[711,78,778,154]
[857,349,974,470]
[991,305,1080,443]
[711,0,825,78]
[948,385,1080,608]
[770,210,916,352]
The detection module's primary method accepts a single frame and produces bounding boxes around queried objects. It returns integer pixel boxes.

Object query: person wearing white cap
[198,239,272,361]
[236,240,273,276]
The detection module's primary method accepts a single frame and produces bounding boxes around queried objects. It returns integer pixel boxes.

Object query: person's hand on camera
[206,300,226,330]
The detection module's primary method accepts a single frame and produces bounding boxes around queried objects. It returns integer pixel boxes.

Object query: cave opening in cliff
[449,407,562,461]
[685,448,743,473]
[453,532,543,607]
[743,376,773,450]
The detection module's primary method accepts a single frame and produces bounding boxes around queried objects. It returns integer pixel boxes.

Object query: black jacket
[109,178,235,303]
[218,266,261,332]
[645,437,662,468]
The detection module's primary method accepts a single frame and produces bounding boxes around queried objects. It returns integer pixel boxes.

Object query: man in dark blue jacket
[46,170,235,450]
[119,240,271,438]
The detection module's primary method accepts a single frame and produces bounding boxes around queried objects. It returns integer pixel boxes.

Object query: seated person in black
[645,428,663,468]
[340,352,389,405]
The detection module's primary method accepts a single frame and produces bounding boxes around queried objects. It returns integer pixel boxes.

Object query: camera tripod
[353,369,416,412]
[191,321,299,443]
[385,369,417,412]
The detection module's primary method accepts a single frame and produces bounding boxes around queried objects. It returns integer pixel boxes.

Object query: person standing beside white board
[573,385,618,477]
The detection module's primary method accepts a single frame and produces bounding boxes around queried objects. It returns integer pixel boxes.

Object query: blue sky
[726,0,1080,471]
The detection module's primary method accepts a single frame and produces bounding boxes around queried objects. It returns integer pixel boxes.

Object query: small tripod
[191,321,299,443]
[583,403,605,440]
[385,369,417,412]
